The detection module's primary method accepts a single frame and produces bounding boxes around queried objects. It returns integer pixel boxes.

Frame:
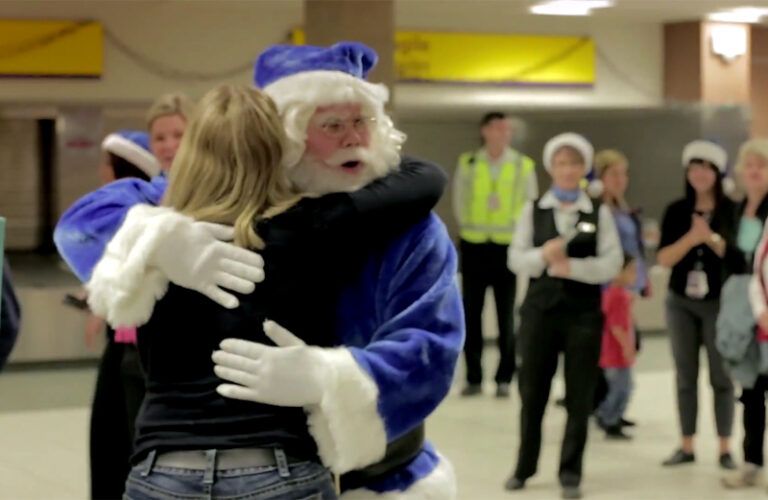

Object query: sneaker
[619,418,636,427]
[722,463,763,488]
[504,476,525,491]
[605,424,632,440]
[561,486,582,499]
[496,383,511,398]
[460,384,482,397]
[720,453,737,470]
[662,449,695,466]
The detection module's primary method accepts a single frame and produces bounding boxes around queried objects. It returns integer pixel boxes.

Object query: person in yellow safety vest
[453,111,537,398]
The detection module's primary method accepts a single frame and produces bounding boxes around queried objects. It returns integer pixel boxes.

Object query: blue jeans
[123,450,338,500]
[596,368,633,427]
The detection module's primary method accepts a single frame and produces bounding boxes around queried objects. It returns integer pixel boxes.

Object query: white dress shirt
[508,190,623,284]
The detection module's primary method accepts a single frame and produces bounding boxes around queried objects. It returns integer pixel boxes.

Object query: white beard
[289,145,395,195]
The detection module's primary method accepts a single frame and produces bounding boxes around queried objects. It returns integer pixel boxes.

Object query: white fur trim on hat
[543,132,594,175]
[264,70,389,115]
[682,140,728,173]
[263,69,403,172]
[102,134,161,178]
[587,178,604,198]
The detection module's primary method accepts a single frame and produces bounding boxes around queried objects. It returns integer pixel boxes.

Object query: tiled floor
[0,336,765,499]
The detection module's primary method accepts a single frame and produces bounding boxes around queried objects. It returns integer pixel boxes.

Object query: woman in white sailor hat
[657,139,737,469]
[505,132,622,499]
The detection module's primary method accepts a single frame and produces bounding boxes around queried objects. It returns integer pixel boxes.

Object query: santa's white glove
[148,214,265,309]
[212,320,329,407]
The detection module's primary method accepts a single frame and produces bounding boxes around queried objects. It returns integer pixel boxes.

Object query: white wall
[0,1,663,113]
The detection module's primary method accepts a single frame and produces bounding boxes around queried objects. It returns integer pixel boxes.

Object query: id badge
[685,270,709,299]
[487,194,500,211]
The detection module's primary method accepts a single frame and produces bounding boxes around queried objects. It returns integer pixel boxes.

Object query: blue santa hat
[252,41,395,169]
[253,41,390,114]
[101,130,160,178]
[254,41,378,89]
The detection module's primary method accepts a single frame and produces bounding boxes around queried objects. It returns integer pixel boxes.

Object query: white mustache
[325,147,373,167]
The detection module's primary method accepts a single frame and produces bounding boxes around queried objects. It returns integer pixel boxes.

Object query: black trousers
[90,332,146,500]
[460,240,517,385]
[741,374,768,467]
[514,299,602,487]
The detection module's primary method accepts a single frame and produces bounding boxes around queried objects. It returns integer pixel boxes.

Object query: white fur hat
[682,140,728,173]
[101,131,160,178]
[543,132,594,175]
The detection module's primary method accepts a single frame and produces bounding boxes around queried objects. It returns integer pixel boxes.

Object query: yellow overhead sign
[291,29,595,86]
[396,31,594,86]
[0,20,103,78]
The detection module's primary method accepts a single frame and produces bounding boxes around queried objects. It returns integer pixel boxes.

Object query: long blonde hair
[146,92,196,129]
[163,84,296,249]
[595,148,629,209]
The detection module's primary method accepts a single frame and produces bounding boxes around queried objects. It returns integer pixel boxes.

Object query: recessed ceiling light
[530,0,613,17]
[708,7,768,23]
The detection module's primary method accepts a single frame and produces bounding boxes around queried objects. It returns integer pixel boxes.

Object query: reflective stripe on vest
[458,151,535,244]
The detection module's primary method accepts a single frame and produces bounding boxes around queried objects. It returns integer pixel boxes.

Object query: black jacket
[0,260,21,371]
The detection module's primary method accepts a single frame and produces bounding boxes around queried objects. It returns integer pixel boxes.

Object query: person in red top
[596,254,638,440]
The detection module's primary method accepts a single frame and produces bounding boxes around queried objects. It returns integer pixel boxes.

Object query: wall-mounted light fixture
[710,24,748,61]
[708,7,768,24]
[529,0,613,17]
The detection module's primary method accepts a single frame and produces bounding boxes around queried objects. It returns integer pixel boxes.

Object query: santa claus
[56,41,463,499]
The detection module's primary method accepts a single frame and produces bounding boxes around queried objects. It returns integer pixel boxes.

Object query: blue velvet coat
[54,177,464,497]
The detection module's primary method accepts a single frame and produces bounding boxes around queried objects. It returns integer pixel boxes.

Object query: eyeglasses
[316,115,376,139]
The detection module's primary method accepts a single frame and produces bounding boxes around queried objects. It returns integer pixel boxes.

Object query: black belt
[340,424,425,491]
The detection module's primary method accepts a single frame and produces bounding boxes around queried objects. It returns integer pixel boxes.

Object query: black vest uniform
[514,198,604,488]
[525,199,601,310]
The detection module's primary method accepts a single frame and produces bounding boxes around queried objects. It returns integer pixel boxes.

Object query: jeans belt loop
[274,448,290,478]
[141,450,157,478]
[203,449,217,485]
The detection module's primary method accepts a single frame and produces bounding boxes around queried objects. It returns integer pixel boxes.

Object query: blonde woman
[591,150,649,434]
[594,150,649,297]
[83,84,445,499]
[146,93,196,172]
[723,139,768,488]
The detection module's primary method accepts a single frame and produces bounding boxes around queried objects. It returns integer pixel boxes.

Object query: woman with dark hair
[657,140,736,469]
[84,131,161,500]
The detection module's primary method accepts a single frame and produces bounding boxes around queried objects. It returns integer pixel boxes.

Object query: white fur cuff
[339,454,457,500]
[86,204,183,327]
[307,348,387,474]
